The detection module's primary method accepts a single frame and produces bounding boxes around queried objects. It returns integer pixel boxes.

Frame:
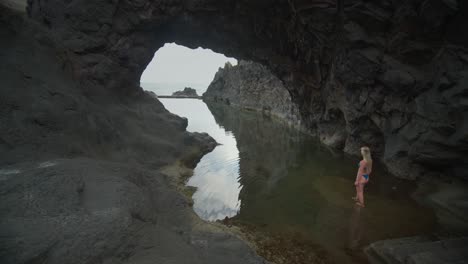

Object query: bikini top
[358,161,370,176]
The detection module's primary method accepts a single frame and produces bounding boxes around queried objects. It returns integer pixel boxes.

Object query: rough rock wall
[0,7,199,166]
[204,61,301,127]
[27,0,468,179]
[0,8,263,264]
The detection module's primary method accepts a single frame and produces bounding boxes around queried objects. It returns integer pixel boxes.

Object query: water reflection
[160,99,437,263]
[205,102,436,263]
[160,99,242,220]
[347,205,365,251]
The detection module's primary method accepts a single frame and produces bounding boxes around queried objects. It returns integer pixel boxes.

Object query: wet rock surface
[365,236,468,264]
[365,177,468,264]
[26,0,468,180]
[204,61,302,127]
[0,7,263,264]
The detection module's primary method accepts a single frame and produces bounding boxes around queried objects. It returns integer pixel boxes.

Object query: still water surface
[160,98,436,263]
[161,98,242,220]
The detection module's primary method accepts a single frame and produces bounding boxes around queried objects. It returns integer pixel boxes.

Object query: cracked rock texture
[203,61,302,127]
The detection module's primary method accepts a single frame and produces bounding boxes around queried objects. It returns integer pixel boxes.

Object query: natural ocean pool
[160,98,437,264]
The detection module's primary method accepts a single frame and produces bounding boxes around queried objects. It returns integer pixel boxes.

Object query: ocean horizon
[140,81,208,96]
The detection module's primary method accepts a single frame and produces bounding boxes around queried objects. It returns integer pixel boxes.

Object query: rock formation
[366,236,468,264]
[204,61,302,127]
[0,6,262,264]
[2,0,468,262]
[172,87,199,97]
[25,0,468,180]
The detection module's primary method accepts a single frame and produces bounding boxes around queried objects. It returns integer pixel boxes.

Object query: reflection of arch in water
[347,204,365,251]
[205,102,307,193]
[203,101,437,263]
[205,101,325,226]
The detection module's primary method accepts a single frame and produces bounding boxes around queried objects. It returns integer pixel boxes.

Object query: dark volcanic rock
[172,87,199,97]
[365,236,468,264]
[204,61,302,128]
[26,0,468,180]
[0,7,263,264]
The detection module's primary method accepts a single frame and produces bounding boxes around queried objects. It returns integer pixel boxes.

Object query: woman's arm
[355,170,360,183]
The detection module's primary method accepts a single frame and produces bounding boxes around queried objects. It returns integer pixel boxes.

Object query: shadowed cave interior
[1,0,468,264]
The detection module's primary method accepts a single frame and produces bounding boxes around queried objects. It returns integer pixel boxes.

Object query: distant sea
[140,82,208,96]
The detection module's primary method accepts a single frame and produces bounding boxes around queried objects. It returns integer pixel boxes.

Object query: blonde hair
[361,146,372,163]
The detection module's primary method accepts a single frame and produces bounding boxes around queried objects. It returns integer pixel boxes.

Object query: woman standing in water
[353,146,372,207]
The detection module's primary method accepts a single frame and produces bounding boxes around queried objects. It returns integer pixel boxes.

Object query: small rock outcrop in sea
[203,61,302,128]
[172,87,199,97]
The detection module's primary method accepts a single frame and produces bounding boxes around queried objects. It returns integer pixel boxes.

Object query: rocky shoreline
[1,1,468,264]
[0,6,263,264]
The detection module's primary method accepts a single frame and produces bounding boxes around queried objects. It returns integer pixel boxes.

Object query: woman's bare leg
[357,183,365,206]
[353,185,359,201]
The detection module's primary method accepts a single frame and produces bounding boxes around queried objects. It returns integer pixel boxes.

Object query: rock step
[365,237,431,264]
[407,247,468,264]
[371,236,431,248]
[390,238,468,262]
[441,237,468,249]
[366,236,468,264]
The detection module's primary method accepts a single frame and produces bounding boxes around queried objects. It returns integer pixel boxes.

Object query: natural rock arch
[28,0,468,179]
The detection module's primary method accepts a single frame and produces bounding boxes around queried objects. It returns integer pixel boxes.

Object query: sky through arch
[140,43,237,95]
